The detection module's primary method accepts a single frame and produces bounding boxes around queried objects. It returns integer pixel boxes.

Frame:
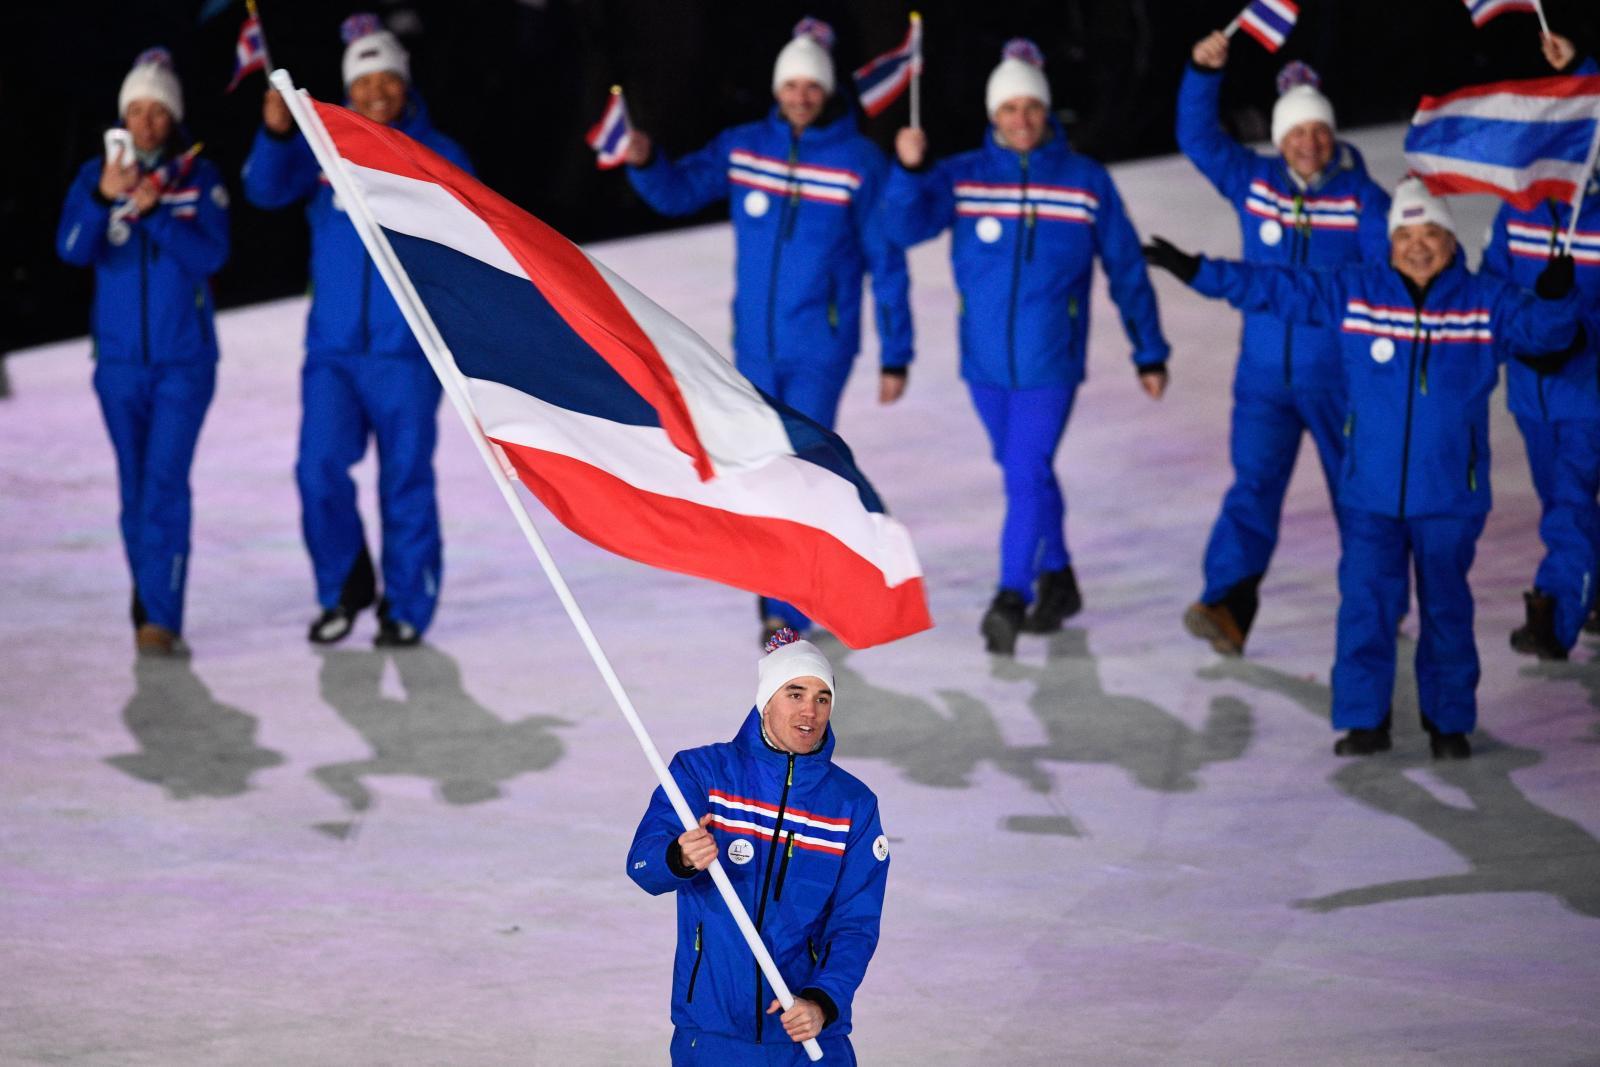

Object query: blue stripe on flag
[1404,115,1596,168]
[386,230,662,428]
[1249,1,1295,37]
[856,58,906,97]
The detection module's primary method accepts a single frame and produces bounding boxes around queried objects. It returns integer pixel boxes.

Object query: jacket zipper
[1282,194,1305,386]
[1468,427,1478,492]
[686,921,704,1002]
[139,232,151,364]
[1539,200,1560,419]
[774,830,796,901]
[1006,152,1031,388]
[752,753,796,1043]
[1397,310,1423,519]
[766,133,800,367]
[1343,410,1356,476]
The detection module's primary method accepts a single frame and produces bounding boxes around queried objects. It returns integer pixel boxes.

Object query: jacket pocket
[1467,426,1479,492]
[1342,410,1357,477]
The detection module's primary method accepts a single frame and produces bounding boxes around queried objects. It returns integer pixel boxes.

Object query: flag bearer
[56,48,231,656]
[620,17,915,643]
[1177,31,1391,658]
[1479,38,1600,659]
[627,629,890,1065]
[1145,180,1582,759]
[243,14,471,647]
[883,38,1171,655]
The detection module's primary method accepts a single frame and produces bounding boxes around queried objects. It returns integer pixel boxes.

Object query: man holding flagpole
[628,629,889,1065]
[619,17,915,643]
[1175,30,1391,659]
[243,13,472,648]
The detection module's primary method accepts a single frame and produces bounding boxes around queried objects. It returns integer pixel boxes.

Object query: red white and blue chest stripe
[1341,300,1493,345]
[1245,180,1360,232]
[708,787,851,856]
[1505,220,1600,266]
[954,181,1099,226]
[727,150,861,206]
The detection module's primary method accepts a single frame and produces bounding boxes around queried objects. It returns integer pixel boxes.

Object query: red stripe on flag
[493,439,933,649]
[1413,170,1579,212]
[1416,74,1600,113]
[312,100,715,481]
[1237,19,1283,53]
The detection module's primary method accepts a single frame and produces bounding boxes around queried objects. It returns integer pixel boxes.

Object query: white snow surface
[2,126,1597,1065]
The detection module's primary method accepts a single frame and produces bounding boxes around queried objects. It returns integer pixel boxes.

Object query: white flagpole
[909,11,923,131]
[1534,0,1552,38]
[267,68,826,1063]
[1563,111,1600,251]
[1223,3,1246,37]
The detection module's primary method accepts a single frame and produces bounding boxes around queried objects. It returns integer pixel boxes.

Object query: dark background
[4,0,1598,354]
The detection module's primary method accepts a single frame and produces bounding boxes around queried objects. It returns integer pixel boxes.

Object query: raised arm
[56,160,114,267]
[1175,35,1256,203]
[1145,236,1344,327]
[626,127,734,218]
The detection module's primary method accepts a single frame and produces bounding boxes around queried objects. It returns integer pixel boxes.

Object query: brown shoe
[1183,601,1245,657]
[135,623,187,657]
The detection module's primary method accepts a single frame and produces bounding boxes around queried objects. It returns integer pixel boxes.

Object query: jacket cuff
[666,840,697,879]
[880,365,908,378]
[799,988,839,1029]
[1136,361,1168,377]
[264,122,297,142]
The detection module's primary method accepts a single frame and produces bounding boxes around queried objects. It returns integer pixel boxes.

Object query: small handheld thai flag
[1232,0,1299,53]
[1405,75,1600,211]
[1461,0,1542,28]
[306,99,932,648]
[225,6,270,93]
[853,14,923,119]
[586,87,632,170]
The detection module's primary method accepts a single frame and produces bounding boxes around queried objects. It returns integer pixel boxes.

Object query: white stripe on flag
[470,379,924,587]
[1413,91,1600,127]
[1406,151,1589,191]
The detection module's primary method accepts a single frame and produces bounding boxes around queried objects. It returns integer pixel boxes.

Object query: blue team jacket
[881,119,1169,390]
[627,107,913,374]
[56,148,230,364]
[1177,65,1391,393]
[1193,255,1581,518]
[241,95,471,361]
[628,709,890,1046]
[1480,189,1600,423]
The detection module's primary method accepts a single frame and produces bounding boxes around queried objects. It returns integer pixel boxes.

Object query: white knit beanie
[1388,177,1456,237]
[772,17,836,95]
[1271,84,1336,147]
[118,48,184,123]
[756,629,835,714]
[341,13,410,89]
[985,38,1050,118]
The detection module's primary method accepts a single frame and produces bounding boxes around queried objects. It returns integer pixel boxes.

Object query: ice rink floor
[3,128,1598,1065]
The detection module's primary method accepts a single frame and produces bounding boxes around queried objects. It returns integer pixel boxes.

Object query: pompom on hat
[341,13,410,89]
[1387,176,1456,237]
[756,628,835,714]
[772,17,836,96]
[985,38,1051,118]
[118,47,184,123]
[1271,62,1336,148]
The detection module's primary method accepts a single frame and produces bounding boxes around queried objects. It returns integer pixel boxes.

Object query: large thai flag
[225,14,269,93]
[1234,0,1299,53]
[1462,0,1542,28]
[852,17,922,119]
[309,99,931,648]
[1405,75,1600,211]
[585,88,632,170]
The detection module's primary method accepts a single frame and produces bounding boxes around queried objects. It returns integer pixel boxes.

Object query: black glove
[1536,252,1576,299]
[1143,237,1200,284]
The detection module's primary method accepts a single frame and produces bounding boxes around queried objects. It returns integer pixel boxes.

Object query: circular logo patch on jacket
[1258,219,1283,247]
[211,183,230,209]
[743,190,770,218]
[1370,337,1396,364]
[108,219,131,246]
[975,216,1003,243]
[727,838,755,865]
[872,834,889,861]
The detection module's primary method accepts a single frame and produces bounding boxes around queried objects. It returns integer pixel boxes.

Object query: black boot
[1023,567,1082,633]
[308,547,377,644]
[372,597,422,648]
[1423,717,1472,760]
[980,590,1027,655]
[1509,589,1567,661]
[1334,711,1392,757]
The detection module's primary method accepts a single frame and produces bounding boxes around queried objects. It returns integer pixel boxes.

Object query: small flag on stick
[225,0,272,92]
[586,86,632,170]
[853,13,923,119]
[1462,0,1549,34]
[1225,0,1300,53]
